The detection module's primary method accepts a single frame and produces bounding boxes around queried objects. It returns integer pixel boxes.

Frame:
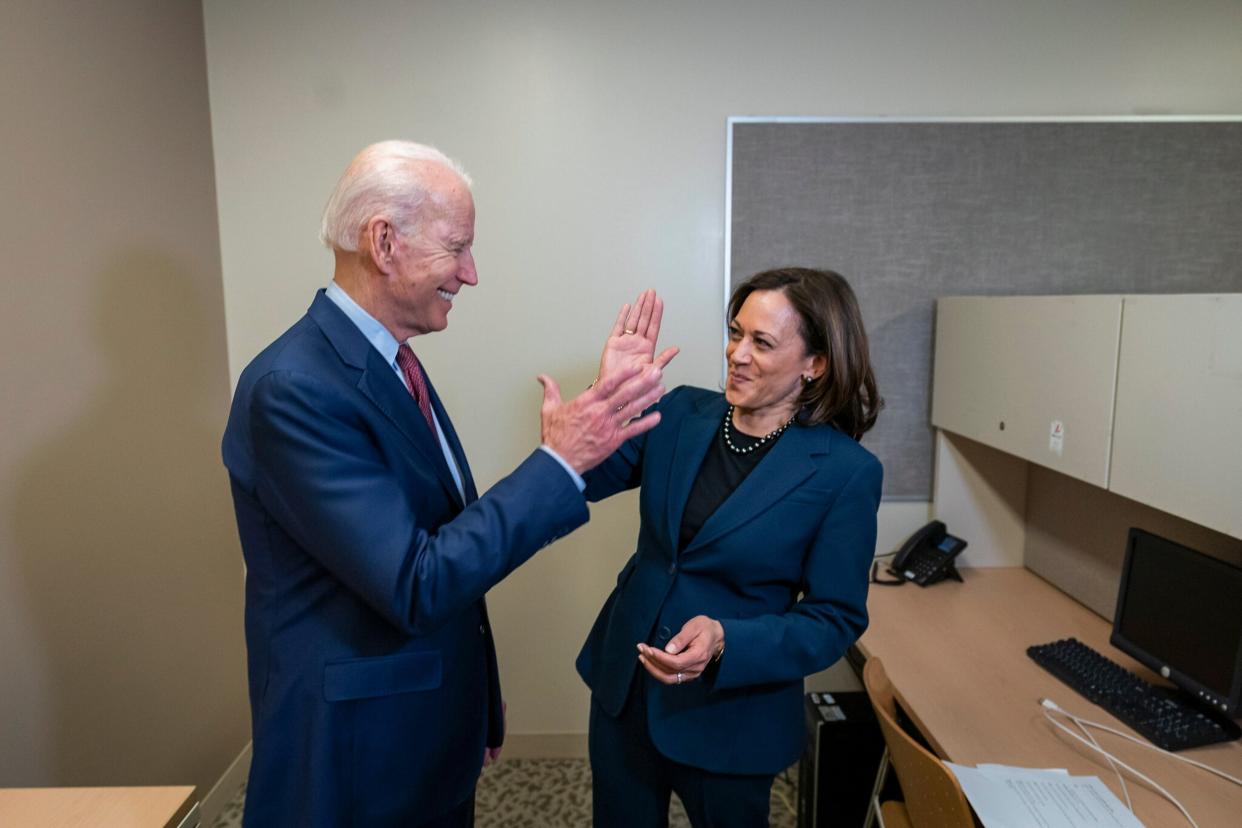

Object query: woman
[578,268,884,827]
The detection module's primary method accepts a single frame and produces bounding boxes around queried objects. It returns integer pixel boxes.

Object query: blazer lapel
[682,419,829,555]
[308,292,465,509]
[356,349,466,509]
[424,372,478,504]
[663,395,727,549]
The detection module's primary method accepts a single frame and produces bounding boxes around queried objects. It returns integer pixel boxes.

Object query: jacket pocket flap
[323,651,442,702]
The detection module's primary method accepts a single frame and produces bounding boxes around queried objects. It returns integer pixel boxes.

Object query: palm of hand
[600,331,657,378]
[597,289,676,383]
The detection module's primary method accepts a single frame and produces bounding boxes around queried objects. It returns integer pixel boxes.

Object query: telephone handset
[884,520,967,586]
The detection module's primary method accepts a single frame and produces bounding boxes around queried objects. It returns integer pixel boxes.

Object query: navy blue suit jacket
[577,386,882,775]
[222,291,588,826]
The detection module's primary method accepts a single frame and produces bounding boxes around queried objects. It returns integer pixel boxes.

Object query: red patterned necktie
[396,343,436,434]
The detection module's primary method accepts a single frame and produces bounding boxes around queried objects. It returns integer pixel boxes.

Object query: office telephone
[882,520,967,586]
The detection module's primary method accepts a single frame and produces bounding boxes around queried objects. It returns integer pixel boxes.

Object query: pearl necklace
[722,405,794,455]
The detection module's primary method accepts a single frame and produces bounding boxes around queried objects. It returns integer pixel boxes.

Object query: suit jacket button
[479,624,486,634]
[658,625,672,640]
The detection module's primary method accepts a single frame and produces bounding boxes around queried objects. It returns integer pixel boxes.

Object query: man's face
[384,168,477,338]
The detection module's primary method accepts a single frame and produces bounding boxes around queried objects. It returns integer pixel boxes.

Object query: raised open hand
[597,289,679,383]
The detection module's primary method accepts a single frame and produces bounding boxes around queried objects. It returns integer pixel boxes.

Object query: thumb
[536,374,562,407]
[667,616,708,653]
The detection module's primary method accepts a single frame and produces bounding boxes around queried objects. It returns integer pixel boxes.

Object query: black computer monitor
[1110,528,1242,718]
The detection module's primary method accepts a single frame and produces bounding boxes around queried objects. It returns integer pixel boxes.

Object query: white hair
[319,140,473,252]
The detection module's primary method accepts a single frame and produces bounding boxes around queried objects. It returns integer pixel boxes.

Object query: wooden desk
[857,567,1242,826]
[0,786,197,828]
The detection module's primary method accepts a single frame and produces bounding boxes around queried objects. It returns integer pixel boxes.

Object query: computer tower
[797,691,887,828]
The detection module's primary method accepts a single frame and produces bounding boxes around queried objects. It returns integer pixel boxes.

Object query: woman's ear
[808,353,827,381]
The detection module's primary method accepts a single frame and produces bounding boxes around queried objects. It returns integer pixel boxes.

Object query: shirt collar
[325,280,403,370]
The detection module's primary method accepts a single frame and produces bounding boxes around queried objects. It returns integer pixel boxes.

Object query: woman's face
[725,289,825,418]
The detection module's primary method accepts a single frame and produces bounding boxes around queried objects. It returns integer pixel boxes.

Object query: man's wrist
[538,444,586,492]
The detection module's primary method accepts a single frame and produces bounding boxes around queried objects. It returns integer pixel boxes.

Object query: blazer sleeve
[248,369,589,635]
[712,454,882,690]
[582,385,686,502]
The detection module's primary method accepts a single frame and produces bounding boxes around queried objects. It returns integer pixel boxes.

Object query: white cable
[1070,709,1132,809]
[1040,704,1198,828]
[1040,698,1242,788]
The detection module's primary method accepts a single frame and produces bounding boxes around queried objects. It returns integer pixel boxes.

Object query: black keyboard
[1027,637,1241,752]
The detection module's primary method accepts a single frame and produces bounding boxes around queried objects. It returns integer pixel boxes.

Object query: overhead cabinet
[932,294,1241,540]
[1109,295,1242,540]
[931,295,1123,489]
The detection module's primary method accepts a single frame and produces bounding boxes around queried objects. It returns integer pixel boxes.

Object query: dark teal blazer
[577,386,882,775]
[223,291,587,826]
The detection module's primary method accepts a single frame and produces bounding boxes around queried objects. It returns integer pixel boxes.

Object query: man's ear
[365,217,397,274]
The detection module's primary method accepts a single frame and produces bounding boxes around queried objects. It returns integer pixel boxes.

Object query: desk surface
[858,567,1242,826]
[0,786,196,828]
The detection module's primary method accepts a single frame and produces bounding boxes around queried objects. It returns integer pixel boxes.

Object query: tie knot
[396,343,418,372]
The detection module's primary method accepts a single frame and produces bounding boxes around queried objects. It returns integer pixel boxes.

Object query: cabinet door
[1109,295,1242,540]
[931,296,1123,487]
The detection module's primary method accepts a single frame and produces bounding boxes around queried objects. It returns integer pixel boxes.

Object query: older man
[222,141,670,827]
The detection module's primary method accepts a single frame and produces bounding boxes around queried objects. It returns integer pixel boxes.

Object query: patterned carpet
[210,758,800,827]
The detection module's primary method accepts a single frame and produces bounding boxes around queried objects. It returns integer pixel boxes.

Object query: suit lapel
[424,372,478,504]
[682,414,830,556]
[308,292,465,509]
[663,395,727,549]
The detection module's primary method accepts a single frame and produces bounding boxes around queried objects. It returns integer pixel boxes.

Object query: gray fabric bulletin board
[729,119,1242,499]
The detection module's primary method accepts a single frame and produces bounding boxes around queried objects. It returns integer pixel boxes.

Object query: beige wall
[1025,465,1242,619]
[0,0,249,797]
[201,0,1242,741]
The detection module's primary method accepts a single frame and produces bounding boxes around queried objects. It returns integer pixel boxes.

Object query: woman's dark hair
[728,267,883,439]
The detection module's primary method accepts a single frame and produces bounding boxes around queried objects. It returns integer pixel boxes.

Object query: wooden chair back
[863,657,976,828]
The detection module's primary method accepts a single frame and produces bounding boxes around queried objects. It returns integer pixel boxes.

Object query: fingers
[637,653,668,682]
[614,383,667,437]
[590,362,644,399]
[485,700,507,766]
[635,290,655,338]
[665,616,711,654]
[638,653,701,685]
[609,303,631,338]
[622,289,658,337]
[654,346,679,370]
[617,411,662,442]
[664,629,691,655]
[600,364,663,411]
[623,292,646,334]
[628,374,668,412]
[637,615,720,685]
[637,641,707,675]
[642,294,663,341]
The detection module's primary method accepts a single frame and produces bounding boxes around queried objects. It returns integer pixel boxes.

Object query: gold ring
[676,672,683,685]
[624,328,636,335]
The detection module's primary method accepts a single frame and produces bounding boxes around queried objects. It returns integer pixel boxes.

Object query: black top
[678,413,786,551]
